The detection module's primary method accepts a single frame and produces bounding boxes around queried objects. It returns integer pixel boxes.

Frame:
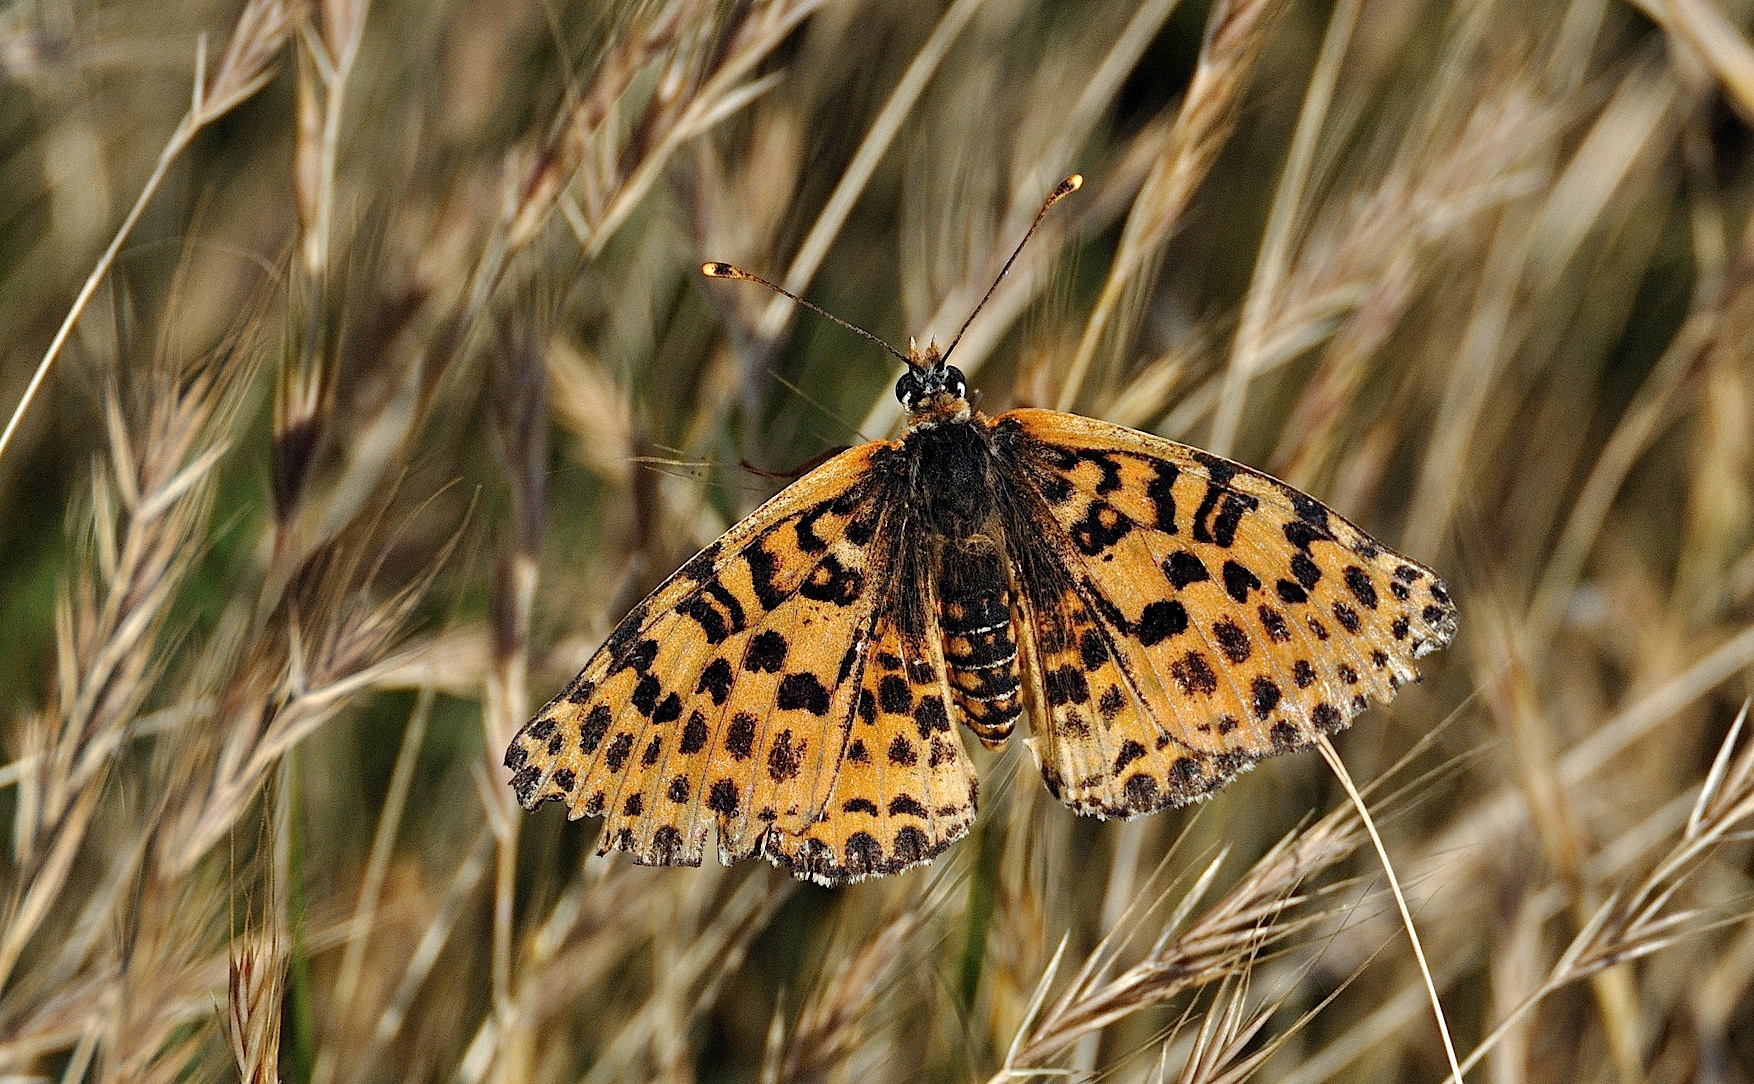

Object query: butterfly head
[897,339,971,428]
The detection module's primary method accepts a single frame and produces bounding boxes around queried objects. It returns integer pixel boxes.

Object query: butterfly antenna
[941,174,1082,365]
[701,262,911,365]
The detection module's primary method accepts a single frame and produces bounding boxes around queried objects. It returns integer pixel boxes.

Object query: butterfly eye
[894,370,920,410]
[946,366,968,399]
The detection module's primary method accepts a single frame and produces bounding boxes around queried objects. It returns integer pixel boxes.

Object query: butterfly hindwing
[776,539,979,882]
[993,408,1457,817]
[506,441,905,870]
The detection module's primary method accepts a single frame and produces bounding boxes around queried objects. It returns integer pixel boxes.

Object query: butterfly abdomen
[937,541,1023,748]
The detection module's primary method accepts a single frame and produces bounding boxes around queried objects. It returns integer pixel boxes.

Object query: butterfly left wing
[991,408,1456,817]
[506,441,908,870]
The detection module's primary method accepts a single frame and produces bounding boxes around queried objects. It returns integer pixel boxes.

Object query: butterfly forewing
[507,441,906,870]
[993,409,1456,817]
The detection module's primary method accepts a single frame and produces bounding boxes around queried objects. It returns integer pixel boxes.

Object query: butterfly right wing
[993,409,1456,817]
[506,440,907,870]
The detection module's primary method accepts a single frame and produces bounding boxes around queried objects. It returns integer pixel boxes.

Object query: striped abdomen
[939,543,1022,748]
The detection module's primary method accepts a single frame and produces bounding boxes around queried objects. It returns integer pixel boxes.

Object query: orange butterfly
[505,177,1456,884]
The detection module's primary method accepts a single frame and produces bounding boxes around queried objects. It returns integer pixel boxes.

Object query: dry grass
[2,0,1753,1080]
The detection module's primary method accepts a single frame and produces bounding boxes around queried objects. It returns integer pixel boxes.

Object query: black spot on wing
[1171,651,1218,696]
[1137,600,1189,647]
[1222,560,1261,603]
[1283,515,1336,552]
[603,612,649,669]
[1079,628,1107,669]
[631,674,660,715]
[1124,772,1161,810]
[1114,740,1146,773]
[800,553,864,606]
[1208,492,1257,547]
[1099,685,1126,719]
[777,673,832,715]
[708,778,741,815]
[581,705,612,753]
[1146,461,1180,533]
[697,659,734,704]
[888,794,929,818]
[678,541,722,583]
[767,729,802,781]
[1251,676,1282,719]
[726,713,757,760]
[887,735,917,766]
[914,697,950,737]
[1079,450,1124,494]
[744,541,788,610]
[604,733,634,773]
[1070,501,1130,556]
[1292,659,1317,688]
[1046,666,1092,705]
[679,580,746,643]
[1344,566,1378,609]
[1164,550,1210,589]
[1286,487,1330,528]
[1258,605,1292,643]
[793,503,833,554]
[1191,451,1238,487]
[746,630,788,673]
[1038,474,1073,504]
[679,712,708,756]
[611,636,659,676]
[1213,619,1251,663]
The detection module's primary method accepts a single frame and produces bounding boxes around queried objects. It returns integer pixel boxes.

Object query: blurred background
[3,0,1754,1080]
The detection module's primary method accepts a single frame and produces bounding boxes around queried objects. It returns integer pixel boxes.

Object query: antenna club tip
[702,261,737,278]
[1053,175,1083,200]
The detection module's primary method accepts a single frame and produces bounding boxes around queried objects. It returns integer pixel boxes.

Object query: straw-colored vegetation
[2,0,1753,1080]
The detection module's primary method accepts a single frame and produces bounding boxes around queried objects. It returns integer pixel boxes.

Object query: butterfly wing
[777,536,979,883]
[507,440,909,870]
[991,408,1456,816]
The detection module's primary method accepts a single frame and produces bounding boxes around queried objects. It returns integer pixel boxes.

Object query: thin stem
[0,116,197,466]
[1316,735,1464,1084]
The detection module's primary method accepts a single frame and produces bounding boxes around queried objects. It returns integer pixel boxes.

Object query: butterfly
[504,176,1457,885]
